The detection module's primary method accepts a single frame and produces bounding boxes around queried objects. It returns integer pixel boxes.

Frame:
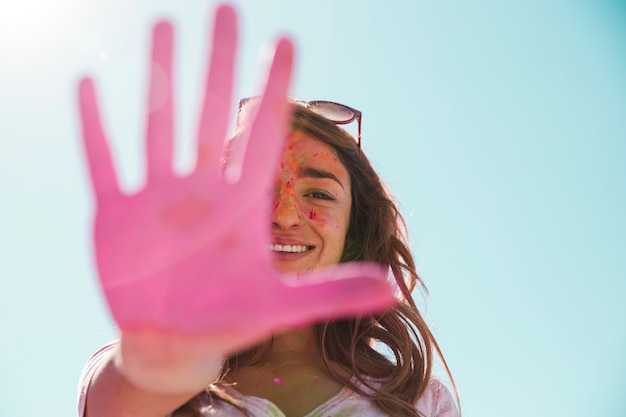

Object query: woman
[77,5,459,417]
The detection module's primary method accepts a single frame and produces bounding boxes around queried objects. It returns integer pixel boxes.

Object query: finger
[224,37,293,187]
[78,78,121,205]
[195,4,237,174]
[277,263,396,328]
[145,21,174,181]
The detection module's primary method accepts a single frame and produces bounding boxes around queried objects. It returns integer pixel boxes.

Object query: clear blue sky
[1,1,624,416]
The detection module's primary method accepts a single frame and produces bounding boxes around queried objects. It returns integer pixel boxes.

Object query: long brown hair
[177,104,457,416]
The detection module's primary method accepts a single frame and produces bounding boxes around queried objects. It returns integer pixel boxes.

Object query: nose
[272,186,302,229]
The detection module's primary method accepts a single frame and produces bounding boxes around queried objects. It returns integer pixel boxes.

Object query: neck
[267,326,322,365]
[223,327,351,417]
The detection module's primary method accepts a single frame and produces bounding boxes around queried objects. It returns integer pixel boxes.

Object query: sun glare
[0,0,84,59]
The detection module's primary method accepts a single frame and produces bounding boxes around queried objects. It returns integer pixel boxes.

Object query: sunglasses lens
[308,101,355,124]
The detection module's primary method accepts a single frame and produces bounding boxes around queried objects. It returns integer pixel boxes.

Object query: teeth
[269,244,310,253]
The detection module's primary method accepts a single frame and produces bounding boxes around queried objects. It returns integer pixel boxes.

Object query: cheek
[307,208,321,221]
[305,207,336,227]
[306,208,349,236]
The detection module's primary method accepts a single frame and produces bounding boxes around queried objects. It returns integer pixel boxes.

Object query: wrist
[116,328,224,395]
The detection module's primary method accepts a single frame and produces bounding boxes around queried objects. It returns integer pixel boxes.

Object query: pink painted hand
[78,5,395,361]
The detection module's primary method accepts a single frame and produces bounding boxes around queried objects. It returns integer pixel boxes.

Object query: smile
[269,244,312,253]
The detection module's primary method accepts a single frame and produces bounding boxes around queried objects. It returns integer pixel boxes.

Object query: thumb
[276,263,396,328]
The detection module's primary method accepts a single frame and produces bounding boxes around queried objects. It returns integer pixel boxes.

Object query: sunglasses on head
[238,97,362,148]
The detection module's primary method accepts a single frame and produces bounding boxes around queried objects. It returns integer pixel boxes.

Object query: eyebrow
[299,166,345,190]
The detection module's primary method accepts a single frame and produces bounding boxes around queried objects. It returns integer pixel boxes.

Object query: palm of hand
[78,6,394,356]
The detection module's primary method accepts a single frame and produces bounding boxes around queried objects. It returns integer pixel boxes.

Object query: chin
[273,262,317,277]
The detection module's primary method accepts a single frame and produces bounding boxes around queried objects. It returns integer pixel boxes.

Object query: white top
[78,343,460,417]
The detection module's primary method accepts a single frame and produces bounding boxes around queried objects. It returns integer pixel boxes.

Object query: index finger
[225,37,293,189]
[78,78,121,205]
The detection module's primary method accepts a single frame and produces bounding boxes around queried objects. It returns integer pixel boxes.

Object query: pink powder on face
[273,377,283,385]
[308,210,317,220]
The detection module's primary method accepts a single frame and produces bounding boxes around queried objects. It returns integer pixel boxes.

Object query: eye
[306,190,335,201]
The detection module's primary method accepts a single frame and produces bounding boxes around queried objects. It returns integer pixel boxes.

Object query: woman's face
[271,130,352,274]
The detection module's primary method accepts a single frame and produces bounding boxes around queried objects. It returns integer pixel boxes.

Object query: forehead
[281,130,346,173]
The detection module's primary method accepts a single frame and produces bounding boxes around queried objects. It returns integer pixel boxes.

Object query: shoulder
[76,341,119,417]
[353,374,460,417]
[415,376,460,417]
